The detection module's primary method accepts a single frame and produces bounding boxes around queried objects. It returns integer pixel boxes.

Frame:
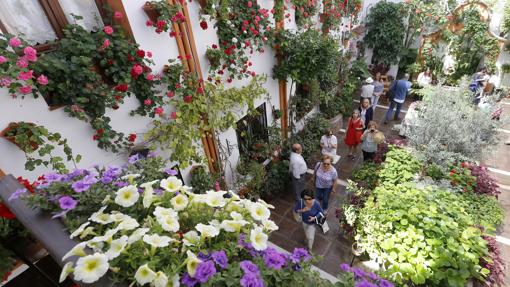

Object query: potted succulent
[0,122,81,173]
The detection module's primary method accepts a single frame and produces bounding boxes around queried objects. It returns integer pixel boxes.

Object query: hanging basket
[0,122,39,151]
[197,0,208,10]
[143,2,160,23]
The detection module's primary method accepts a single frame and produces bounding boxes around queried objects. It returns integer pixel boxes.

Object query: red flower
[97,129,105,135]
[175,83,181,89]
[136,49,146,58]
[0,203,15,219]
[207,77,212,81]
[183,95,193,103]
[166,91,175,98]
[197,86,204,94]
[227,78,232,83]
[93,134,100,141]
[128,133,137,142]
[131,64,143,78]
[147,51,153,58]
[127,55,135,62]
[114,11,123,19]
[451,169,456,174]
[170,31,177,37]
[461,162,467,168]
[170,112,177,119]
[107,59,114,65]
[185,54,192,60]
[144,99,152,106]
[200,20,208,30]
[154,107,164,115]
[247,1,253,7]
[103,26,114,35]
[115,84,128,92]
[156,20,166,29]
[112,105,119,110]
[177,55,183,60]
[17,177,34,193]
[212,44,218,49]
[114,95,122,101]
[146,20,154,27]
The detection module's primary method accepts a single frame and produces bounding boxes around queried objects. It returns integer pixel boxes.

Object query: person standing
[360,77,374,103]
[417,69,432,87]
[289,143,308,201]
[361,121,383,161]
[344,109,364,159]
[294,189,324,250]
[384,74,411,124]
[313,155,338,214]
[320,129,337,156]
[371,73,384,110]
[358,98,373,130]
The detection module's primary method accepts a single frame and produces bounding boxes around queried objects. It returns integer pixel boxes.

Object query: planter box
[143,2,160,23]
[0,122,39,151]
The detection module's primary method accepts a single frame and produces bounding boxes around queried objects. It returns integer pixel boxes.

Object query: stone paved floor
[268,95,410,276]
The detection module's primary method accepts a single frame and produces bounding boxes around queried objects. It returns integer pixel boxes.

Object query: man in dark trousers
[384,73,411,124]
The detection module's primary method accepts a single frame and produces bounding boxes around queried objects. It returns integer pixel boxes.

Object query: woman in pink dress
[344,109,364,160]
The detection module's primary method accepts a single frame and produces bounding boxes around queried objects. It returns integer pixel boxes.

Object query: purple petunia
[355,280,378,287]
[340,263,351,272]
[58,196,77,210]
[290,248,311,264]
[164,168,178,176]
[181,272,198,287]
[9,188,27,201]
[240,272,264,287]
[352,267,366,278]
[66,168,86,179]
[262,248,287,270]
[211,250,228,269]
[194,261,216,283]
[240,260,260,275]
[113,181,128,187]
[128,154,140,164]
[82,175,98,185]
[198,252,210,261]
[147,151,157,158]
[71,180,91,193]
[44,173,64,184]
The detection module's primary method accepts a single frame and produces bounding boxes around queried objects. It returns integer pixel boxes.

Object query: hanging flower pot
[197,0,208,10]
[0,122,39,151]
[143,2,160,23]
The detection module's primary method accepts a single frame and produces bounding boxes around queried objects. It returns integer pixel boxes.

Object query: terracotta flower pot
[143,2,160,23]
[0,122,39,151]
[197,0,208,10]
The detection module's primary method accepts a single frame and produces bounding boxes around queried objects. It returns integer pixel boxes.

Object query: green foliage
[190,166,214,194]
[447,164,477,193]
[398,48,418,78]
[461,192,504,230]
[501,1,510,36]
[4,122,80,173]
[425,164,446,180]
[449,8,500,81]
[357,184,490,286]
[364,1,406,66]
[378,146,422,186]
[290,114,330,161]
[263,159,290,198]
[148,70,268,167]
[291,0,318,27]
[501,63,510,74]
[205,47,223,70]
[351,162,380,190]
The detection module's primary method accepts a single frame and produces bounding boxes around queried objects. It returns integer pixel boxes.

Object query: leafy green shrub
[425,164,445,180]
[356,184,490,286]
[461,192,504,230]
[291,115,330,161]
[378,146,422,186]
[351,162,380,190]
[189,165,214,194]
[263,160,290,198]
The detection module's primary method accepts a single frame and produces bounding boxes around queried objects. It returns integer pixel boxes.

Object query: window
[236,103,269,162]
[0,0,104,46]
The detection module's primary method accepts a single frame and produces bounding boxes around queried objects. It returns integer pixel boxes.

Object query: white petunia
[160,176,183,192]
[101,195,111,205]
[263,220,279,231]
[117,218,139,231]
[110,211,130,222]
[157,214,180,232]
[105,235,128,259]
[143,234,174,248]
[86,241,104,252]
[249,202,270,221]
[59,261,74,283]
[70,222,90,239]
[89,206,113,225]
[62,242,87,261]
[79,227,95,239]
[172,274,180,287]
[257,199,275,209]
[88,228,120,244]
[232,37,238,43]
[196,223,220,238]
[220,219,248,232]
[153,206,177,219]
[170,193,189,211]
[230,211,243,221]
[204,190,227,208]
[186,251,202,277]
[128,228,150,244]
[73,253,109,283]
[134,264,156,285]
[182,230,200,246]
[115,185,140,207]
[154,271,169,287]
[141,180,158,208]
[250,227,268,251]
[121,173,141,182]
[140,180,159,189]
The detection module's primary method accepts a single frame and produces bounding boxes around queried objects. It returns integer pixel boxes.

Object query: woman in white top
[360,77,374,103]
[320,129,337,156]
[371,72,384,111]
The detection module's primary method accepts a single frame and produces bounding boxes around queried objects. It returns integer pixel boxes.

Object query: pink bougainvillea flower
[144,99,152,106]
[154,107,163,115]
[0,56,7,64]
[146,20,154,27]
[166,91,174,98]
[101,39,111,49]
[114,11,123,19]
[17,70,33,81]
[8,38,21,48]
[146,74,154,81]
[0,77,12,87]
[37,75,48,85]
[146,51,153,58]
[170,112,177,119]
[23,46,37,62]
[247,1,253,7]
[16,58,28,68]
[131,64,143,77]
[103,26,114,35]
[18,85,32,94]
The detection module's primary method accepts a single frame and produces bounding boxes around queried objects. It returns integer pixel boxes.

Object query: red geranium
[128,133,137,142]
[200,21,208,30]
[115,84,129,92]
[0,202,15,219]
[183,95,193,103]
[136,49,146,58]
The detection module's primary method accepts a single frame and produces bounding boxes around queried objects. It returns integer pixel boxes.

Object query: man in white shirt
[360,77,374,102]
[289,143,308,201]
[320,129,337,155]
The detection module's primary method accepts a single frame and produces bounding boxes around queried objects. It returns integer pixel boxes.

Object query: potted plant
[143,1,182,33]
[0,122,81,173]
[205,47,223,70]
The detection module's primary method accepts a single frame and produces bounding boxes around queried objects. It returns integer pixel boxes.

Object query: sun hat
[365,77,374,84]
